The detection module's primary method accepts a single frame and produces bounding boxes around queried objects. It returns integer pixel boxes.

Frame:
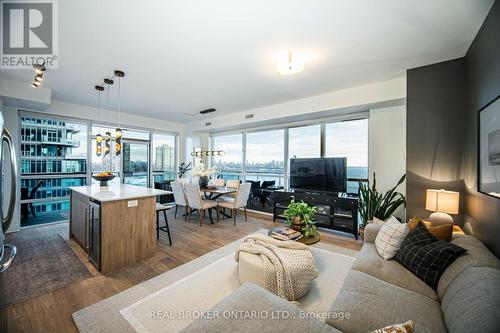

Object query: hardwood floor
[0,210,361,333]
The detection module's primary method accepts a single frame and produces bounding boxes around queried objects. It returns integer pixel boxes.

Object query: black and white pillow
[395,222,466,289]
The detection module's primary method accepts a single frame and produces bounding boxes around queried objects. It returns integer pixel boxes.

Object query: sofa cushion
[395,222,466,289]
[375,217,409,260]
[352,243,438,300]
[440,267,500,333]
[180,283,340,333]
[408,216,453,242]
[437,234,500,299]
[327,270,447,333]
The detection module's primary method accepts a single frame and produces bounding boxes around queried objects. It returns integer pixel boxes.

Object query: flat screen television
[290,158,347,193]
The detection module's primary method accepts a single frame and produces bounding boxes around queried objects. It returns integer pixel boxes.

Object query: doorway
[121,140,149,187]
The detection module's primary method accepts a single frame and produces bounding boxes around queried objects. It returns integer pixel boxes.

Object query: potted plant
[284,197,317,238]
[358,173,406,239]
[191,162,217,188]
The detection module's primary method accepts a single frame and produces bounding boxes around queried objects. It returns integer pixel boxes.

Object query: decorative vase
[291,216,303,231]
[199,176,209,188]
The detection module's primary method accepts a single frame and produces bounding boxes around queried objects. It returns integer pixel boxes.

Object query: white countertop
[70,184,172,202]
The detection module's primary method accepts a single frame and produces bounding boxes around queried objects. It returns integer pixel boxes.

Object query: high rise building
[154,144,175,172]
[20,116,87,226]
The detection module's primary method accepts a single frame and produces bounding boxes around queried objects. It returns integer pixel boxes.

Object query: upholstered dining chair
[183,183,219,226]
[218,183,251,226]
[226,179,240,188]
[171,181,188,220]
[214,178,225,187]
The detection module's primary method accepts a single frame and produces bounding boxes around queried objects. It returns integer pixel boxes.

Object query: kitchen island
[69,184,171,274]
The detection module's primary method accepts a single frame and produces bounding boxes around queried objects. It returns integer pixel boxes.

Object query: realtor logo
[1,0,58,68]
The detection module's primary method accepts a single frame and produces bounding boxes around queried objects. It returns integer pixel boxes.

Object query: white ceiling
[0,0,494,123]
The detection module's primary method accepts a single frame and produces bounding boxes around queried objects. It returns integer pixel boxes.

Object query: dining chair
[171,181,188,220]
[226,179,240,188]
[183,183,219,226]
[217,183,251,226]
[214,178,225,187]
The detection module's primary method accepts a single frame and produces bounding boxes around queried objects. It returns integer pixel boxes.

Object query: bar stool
[156,203,172,246]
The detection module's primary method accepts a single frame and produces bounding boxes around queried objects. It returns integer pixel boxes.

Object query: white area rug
[73,229,357,333]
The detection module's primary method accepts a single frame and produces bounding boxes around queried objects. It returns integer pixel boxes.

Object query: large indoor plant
[358,173,406,238]
[284,197,317,238]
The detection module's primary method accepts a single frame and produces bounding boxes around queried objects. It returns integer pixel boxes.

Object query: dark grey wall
[462,0,500,257]
[407,1,500,257]
[406,59,466,225]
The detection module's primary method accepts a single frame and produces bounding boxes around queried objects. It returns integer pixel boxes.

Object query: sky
[214,119,368,167]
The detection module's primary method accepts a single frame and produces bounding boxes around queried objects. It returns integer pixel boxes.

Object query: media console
[273,189,359,240]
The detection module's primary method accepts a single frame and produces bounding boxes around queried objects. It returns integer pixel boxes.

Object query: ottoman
[238,252,265,287]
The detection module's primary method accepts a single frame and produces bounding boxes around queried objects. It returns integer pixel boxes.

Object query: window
[212,133,243,179]
[246,129,285,186]
[289,124,321,159]
[152,133,177,183]
[325,119,368,194]
[20,116,88,227]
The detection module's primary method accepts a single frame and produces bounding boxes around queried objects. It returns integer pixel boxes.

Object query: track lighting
[31,62,46,87]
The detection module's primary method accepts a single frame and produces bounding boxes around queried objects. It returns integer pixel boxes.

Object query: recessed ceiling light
[277,52,304,75]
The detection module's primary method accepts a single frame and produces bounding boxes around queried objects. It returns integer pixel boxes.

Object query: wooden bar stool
[156,203,172,246]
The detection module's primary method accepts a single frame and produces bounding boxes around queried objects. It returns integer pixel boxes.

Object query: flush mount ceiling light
[277,52,304,75]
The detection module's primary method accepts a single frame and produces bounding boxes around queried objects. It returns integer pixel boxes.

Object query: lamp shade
[425,189,460,214]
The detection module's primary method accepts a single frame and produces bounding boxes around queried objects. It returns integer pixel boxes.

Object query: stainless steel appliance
[0,112,18,273]
[87,198,101,270]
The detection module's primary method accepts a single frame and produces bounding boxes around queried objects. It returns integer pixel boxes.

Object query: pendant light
[114,70,125,156]
[95,85,104,157]
[103,78,114,157]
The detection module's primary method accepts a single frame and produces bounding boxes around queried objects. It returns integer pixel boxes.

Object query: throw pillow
[395,222,466,289]
[375,217,409,260]
[368,320,414,333]
[373,217,385,225]
[408,216,453,242]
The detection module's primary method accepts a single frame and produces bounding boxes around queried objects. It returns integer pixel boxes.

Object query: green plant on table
[358,172,406,228]
[284,197,317,238]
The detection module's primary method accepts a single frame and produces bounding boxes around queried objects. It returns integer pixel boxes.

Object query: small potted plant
[284,197,317,238]
[358,172,406,239]
[191,162,217,188]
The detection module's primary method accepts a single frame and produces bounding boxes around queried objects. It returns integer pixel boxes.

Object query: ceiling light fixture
[31,61,46,88]
[277,52,304,75]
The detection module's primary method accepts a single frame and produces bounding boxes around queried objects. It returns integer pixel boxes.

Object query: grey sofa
[182,224,500,333]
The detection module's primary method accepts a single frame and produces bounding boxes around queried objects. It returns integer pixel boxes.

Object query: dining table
[200,186,238,219]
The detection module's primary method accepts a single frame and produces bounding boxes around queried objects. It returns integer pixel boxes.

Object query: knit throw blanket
[235,234,319,301]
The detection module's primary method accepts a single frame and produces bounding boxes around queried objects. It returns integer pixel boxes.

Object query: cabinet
[273,190,359,239]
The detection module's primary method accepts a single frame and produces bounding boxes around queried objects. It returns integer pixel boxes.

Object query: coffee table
[268,227,321,245]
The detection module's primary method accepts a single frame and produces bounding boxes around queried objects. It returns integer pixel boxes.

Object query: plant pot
[291,216,304,232]
[198,176,209,188]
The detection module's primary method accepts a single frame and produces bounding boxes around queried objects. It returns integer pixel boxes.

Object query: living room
[0,1,499,332]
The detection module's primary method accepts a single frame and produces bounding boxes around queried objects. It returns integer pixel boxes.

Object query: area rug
[73,229,357,333]
[0,234,91,308]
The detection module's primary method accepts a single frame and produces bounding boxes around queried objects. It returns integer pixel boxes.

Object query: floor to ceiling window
[246,129,285,186]
[20,115,88,227]
[325,118,368,194]
[152,133,177,183]
[209,116,368,212]
[212,133,243,180]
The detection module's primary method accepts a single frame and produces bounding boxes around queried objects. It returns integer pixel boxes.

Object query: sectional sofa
[181,224,500,333]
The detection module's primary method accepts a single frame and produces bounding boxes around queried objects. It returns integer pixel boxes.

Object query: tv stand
[273,189,359,240]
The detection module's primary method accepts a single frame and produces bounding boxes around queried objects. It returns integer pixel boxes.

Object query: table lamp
[425,189,460,225]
